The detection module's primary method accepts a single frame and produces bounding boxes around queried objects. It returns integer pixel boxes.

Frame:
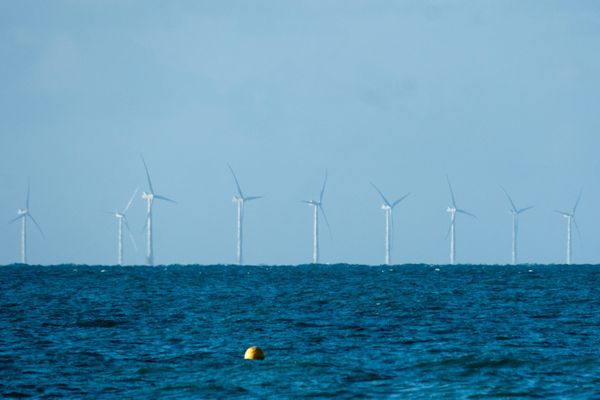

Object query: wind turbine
[446,176,476,265]
[10,179,44,264]
[109,188,138,266]
[555,191,582,265]
[227,164,262,265]
[141,156,176,266]
[501,187,533,265]
[370,182,409,265]
[302,171,331,264]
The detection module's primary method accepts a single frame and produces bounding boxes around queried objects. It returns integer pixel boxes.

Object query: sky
[1,0,599,266]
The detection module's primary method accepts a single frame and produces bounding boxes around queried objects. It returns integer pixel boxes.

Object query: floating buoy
[244,346,265,360]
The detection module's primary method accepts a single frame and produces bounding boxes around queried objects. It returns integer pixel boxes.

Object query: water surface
[1,264,599,398]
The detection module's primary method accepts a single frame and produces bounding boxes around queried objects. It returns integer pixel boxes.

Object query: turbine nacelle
[381,204,391,211]
[509,207,534,216]
[447,206,456,213]
[17,208,28,216]
[555,210,573,219]
[232,196,243,203]
[501,187,534,220]
[142,192,154,201]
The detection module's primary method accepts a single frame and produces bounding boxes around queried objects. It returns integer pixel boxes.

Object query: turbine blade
[27,213,45,238]
[390,211,395,251]
[140,155,154,194]
[26,178,30,209]
[391,193,410,208]
[500,186,517,213]
[141,212,149,233]
[446,175,457,208]
[129,231,138,253]
[301,200,313,204]
[244,196,263,202]
[573,218,583,244]
[554,210,570,217]
[123,218,138,252]
[572,189,583,214]
[457,209,477,219]
[8,215,22,224]
[319,204,333,239]
[445,220,453,240]
[319,170,328,204]
[227,163,244,199]
[122,188,139,214]
[123,217,133,233]
[517,206,534,214]
[370,182,390,206]
[154,194,177,204]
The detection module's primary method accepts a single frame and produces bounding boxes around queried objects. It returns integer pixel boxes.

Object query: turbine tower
[227,164,262,265]
[302,171,331,264]
[10,179,44,264]
[370,182,409,265]
[501,187,533,265]
[555,191,582,265]
[109,188,138,265]
[141,156,176,266]
[446,176,476,265]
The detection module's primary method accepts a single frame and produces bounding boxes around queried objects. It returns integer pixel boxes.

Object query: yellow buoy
[244,346,265,360]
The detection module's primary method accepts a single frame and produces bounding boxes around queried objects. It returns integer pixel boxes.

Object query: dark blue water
[1,265,599,399]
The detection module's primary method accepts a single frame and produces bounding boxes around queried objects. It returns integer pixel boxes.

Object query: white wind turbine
[302,171,331,264]
[10,179,44,264]
[141,156,176,266]
[227,164,262,265]
[501,187,533,265]
[446,176,476,265]
[108,188,138,266]
[370,182,409,265]
[555,191,582,265]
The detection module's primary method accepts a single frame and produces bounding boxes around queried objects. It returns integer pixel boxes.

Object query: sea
[1,264,599,399]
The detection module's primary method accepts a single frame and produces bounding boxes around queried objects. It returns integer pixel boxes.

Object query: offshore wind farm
[1,1,600,399]
[3,164,594,266]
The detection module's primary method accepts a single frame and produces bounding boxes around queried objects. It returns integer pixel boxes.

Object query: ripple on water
[0,264,599,398]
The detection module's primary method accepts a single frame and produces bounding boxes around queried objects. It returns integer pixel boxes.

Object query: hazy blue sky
[1,1,599,265]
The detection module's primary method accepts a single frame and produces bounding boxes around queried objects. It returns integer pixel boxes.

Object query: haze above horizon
[1,1,599,265]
